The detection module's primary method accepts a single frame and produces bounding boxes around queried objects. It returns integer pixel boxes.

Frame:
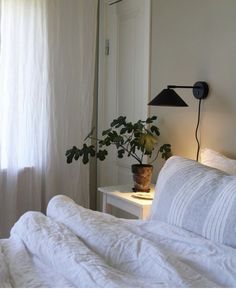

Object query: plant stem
[119,144,142,164]
[141,150,144,164]
[149,149,160,164]
[89,136,101,142]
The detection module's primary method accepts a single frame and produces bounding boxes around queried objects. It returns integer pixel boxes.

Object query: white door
[98,0,151,187]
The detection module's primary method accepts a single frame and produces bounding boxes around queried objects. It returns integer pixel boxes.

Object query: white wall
[150,0,236,176]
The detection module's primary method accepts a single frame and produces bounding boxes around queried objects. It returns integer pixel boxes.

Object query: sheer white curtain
[0,0,98,237]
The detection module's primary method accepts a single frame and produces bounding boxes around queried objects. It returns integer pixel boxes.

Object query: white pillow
[201,148,236,175]
[151,156,236,248]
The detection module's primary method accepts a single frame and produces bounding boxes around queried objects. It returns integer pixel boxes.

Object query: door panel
[98,0,151,187]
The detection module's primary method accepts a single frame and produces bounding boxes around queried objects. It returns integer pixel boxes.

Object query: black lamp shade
[148,89,188,107]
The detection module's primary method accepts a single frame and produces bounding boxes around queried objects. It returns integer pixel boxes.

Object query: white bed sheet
[0,196,236,287]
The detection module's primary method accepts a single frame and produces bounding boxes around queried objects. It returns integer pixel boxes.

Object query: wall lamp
[148,81,209,161]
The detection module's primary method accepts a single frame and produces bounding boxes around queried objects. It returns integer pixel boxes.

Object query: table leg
[139,206,150,220]
[102,193,112,214]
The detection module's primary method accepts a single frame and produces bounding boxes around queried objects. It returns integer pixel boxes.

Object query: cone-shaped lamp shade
[148,89,188,107]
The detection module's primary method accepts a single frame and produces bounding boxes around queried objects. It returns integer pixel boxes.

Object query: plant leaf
[138,133,158,154]
[97,149,108,161]
[102,129,112,136]
[117,149,125,158]
[150,125,160,136]
[65,146,78,163]
[159,144,172,160]
[110,116,126,128]
[120,127,127,134]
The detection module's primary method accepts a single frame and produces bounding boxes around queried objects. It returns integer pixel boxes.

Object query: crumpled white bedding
[1,195,236,288]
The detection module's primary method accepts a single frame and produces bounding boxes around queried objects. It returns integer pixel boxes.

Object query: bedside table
[98,184,155,220]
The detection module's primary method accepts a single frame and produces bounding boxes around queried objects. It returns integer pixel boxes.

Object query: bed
[1,155,236,287]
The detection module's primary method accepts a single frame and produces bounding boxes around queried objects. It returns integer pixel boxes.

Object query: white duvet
[1,195,236,288]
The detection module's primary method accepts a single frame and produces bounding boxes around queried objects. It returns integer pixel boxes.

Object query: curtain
[0,0,98,237]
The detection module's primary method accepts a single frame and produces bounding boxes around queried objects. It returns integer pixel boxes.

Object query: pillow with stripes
[151,156,236,248]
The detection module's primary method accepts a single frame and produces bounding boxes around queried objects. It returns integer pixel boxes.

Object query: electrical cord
[195,99,202,162]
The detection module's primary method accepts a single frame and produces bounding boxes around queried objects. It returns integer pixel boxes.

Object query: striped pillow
[151,156,236,248]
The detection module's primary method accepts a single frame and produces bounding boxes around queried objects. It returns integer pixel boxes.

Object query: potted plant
[66,116,171,192]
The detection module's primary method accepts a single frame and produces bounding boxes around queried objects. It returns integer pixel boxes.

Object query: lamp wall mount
[192,81,209,100]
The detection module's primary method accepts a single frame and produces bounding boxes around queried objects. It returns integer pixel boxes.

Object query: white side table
[98,184,155,220]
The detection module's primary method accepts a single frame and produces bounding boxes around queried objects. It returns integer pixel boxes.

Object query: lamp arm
[167,85,201,89]
[168,82,209,100]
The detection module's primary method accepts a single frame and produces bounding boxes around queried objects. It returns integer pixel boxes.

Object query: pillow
[151,156,236,248]
[201,148,236,175]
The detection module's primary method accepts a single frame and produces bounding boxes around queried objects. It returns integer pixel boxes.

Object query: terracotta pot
[131,164,153,192]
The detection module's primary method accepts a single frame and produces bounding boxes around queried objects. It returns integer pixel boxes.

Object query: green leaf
[133,121,144,131]
[65,146,78,163]
[87,145,96,157]
[110,116,126,128]
[150,126,160,136]
[102,129,112,136]
[114,135,124,144]
[146,116,157,124]
[126,122,133,133]
[103,137,111,146]
[66,144,96,164]
[74,150,81,160]
[81,144,89,164]
[120,127,127,134]
[146,117,153,124]
[159,144,172,160]
[82,154,89,164]
[117,149,125,158]
[108,131,118,141]
[65,149,72,156]
[97,149,108,161]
